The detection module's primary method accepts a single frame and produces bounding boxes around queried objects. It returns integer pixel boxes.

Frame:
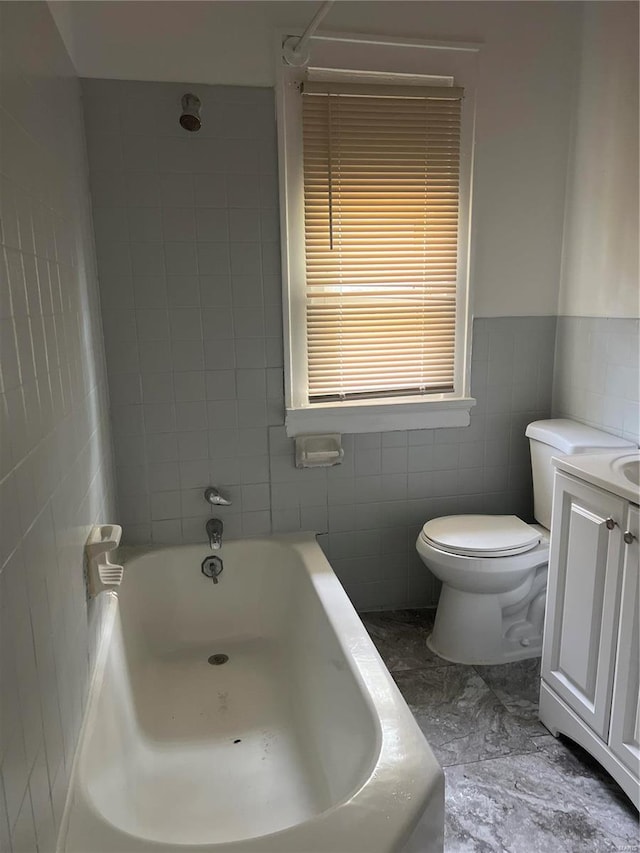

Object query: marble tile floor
[361,609,639,853]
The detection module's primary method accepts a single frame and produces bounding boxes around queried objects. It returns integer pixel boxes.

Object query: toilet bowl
[416,516,550,664]
[415,419,635,666]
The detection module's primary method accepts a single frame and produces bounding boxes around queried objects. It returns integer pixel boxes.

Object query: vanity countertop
[553,449,640,505]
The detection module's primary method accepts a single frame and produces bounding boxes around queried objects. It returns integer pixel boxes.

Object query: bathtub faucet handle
[206,517,224,550]
[204,487,232,506]
[201,554,223,584]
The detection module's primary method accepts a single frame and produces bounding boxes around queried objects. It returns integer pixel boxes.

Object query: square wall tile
[1,7,117,847]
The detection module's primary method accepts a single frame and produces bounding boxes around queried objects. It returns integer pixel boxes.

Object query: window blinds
[301,81,463,402]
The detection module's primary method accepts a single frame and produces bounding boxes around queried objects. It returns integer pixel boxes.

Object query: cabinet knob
[623,531,636,545]
[605,517,617,530]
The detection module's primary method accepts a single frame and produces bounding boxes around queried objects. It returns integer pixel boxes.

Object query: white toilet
[416,418,635,665]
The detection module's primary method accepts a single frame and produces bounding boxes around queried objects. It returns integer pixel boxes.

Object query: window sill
[285,396,476,437]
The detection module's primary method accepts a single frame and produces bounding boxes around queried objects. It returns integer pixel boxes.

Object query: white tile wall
[553,316,640,444]
[83,78,557,612]
[0,3,116,850]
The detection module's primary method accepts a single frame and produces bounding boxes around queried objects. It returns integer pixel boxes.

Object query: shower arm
[282,1,334,66]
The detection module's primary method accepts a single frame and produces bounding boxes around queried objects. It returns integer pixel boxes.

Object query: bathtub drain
[208,654,229,665]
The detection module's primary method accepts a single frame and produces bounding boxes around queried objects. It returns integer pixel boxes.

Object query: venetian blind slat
[302,86,462,402]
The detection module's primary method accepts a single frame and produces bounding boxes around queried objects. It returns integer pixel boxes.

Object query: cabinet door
[542,473,626,739]
[609,504,640,775]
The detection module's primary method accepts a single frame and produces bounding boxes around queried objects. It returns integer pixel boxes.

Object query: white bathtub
[60,534,443,852]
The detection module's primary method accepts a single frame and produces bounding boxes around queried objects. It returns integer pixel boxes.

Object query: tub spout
[206,518,223,550]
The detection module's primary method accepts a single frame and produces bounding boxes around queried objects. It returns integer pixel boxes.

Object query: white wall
[559,1,639,318]
[0,3,116,850]
[50,1,582,317]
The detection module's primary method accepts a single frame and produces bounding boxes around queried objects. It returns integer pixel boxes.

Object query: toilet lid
[421,515,541,558]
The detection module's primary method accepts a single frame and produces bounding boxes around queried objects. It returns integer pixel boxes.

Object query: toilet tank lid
[525,419,636,455]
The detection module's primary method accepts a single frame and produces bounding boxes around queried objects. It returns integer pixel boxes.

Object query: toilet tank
[525,419,635,529]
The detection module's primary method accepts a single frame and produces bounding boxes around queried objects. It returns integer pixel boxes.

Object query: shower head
[179,93,202,132]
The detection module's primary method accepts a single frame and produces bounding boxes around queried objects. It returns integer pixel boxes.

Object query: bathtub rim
[58,533,443,853]
[56,589,119,853]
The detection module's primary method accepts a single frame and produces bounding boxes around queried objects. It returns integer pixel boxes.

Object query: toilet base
[426,584,544,665]
[426,630,542,666]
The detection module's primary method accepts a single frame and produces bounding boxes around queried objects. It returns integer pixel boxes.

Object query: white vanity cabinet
[609,504,639,779]
[540,470,640,808]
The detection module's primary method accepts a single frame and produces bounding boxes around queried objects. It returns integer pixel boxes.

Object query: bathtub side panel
[286,536,444,849]
[400,769,445,853]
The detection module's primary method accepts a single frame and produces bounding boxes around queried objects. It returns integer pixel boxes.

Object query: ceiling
[49,0,508,86]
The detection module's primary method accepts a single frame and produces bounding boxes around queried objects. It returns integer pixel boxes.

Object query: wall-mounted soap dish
[85,524,123,597]
[295,434,344,468]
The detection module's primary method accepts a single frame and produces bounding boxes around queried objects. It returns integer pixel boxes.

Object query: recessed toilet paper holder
[85,524,123,597]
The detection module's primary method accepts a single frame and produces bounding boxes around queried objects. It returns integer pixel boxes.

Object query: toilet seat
[420,515,541,558]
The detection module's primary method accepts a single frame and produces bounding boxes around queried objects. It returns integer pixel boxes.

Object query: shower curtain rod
[283,0,334,66]
[295,0,334,56]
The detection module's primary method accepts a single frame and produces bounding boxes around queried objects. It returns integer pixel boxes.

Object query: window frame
[275,30,480,436]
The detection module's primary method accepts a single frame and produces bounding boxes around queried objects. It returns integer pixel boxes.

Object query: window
[277,34,479,435]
